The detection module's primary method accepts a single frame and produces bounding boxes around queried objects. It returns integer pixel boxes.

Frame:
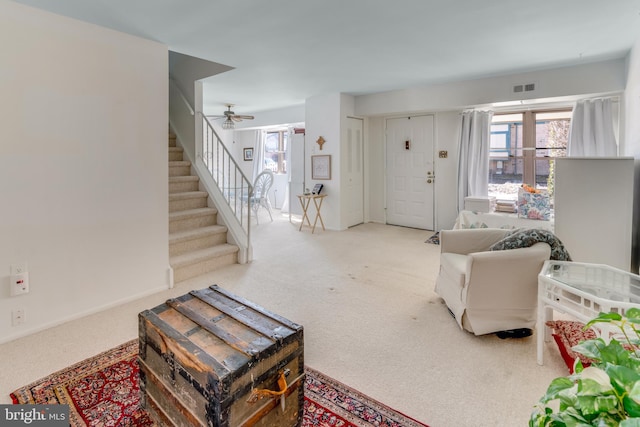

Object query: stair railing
[200,114,253,256]
[169,76,252,262]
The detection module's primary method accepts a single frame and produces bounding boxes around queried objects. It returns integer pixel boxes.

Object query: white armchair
[434,228,551,336]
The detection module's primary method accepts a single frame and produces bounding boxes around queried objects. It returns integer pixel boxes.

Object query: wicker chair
[247,169,274,225]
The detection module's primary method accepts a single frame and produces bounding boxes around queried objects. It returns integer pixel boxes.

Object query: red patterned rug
[11,340,428,427]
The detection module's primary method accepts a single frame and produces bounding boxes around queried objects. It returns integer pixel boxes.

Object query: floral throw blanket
[489,228,572,261]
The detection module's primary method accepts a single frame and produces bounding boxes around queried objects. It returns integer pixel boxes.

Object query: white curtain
[457,110,493,212]
[567,98,617,157]
[252,130,266,182]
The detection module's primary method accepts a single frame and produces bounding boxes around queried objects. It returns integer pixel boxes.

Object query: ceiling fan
[208,104,254,130]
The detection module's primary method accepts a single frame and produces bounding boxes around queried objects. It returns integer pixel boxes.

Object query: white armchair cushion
[434,228,553,336]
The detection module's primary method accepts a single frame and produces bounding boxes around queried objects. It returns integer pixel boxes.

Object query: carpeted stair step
[169,133,177,147]
[169,191,208,212]
[169,176,199,194]
[169,207,218,233]
[169,146,184,161]
[171,245,239,283]
[169,160,191,177]
[169,225,229,257]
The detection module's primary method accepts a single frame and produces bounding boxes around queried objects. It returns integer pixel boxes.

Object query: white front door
[345,117,364,227]
[385,115,435,230]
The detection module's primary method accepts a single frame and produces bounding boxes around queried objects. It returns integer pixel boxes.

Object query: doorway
[385,115,435,230]
[345,117,364,227]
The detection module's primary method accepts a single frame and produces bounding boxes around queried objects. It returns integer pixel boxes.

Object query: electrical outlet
[12,309,25,326]
[10,263,30,296]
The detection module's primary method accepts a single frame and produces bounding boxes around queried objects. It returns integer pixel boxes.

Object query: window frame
[264,130,288,174]
[489,107,571,197]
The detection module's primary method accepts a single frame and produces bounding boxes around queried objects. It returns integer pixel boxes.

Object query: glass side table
[537,260,640,365]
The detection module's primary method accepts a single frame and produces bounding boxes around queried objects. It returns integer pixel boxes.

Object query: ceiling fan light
[222,117,235,130]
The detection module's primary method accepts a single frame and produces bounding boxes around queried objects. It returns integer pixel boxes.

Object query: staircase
[168,132,239,283]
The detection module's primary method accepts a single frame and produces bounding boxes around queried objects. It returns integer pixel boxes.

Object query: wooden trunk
[138,285,304,427]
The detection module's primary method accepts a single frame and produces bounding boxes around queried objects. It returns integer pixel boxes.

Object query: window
[264,130,287,174]
[489,109,571,201]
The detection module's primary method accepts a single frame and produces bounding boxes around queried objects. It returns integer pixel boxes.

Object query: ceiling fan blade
[231,116,243,122]
[234,115,254,120]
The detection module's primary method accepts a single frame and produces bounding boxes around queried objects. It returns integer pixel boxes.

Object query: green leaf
[596,341,632,367]
[529,406,553,427]
[624,394,640,418]
[585,313,623,328]
[620,418,640,427]
[592,411,629,427]
[579,368,614,392]
[577,395,598,417]
[573,339,607,361]
[606,365,640,395]
[629,381,640,404]
[558,386,579,411]
[553,406,596,426]
[578,378,613,397]
[594,395,619,413]
[625,308,640,321]
[542,377,576,403]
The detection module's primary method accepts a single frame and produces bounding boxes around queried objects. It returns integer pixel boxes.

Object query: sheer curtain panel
[457,110,493,212]
[567,98,617,157]
[252,130,266,181]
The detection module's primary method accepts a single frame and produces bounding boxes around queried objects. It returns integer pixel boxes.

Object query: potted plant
[531,309,640,426]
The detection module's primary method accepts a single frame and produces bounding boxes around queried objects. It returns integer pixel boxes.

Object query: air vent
[513,83,536,93]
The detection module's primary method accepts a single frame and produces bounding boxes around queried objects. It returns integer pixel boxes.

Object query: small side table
[537,260,640,366]
[297,194,327,233]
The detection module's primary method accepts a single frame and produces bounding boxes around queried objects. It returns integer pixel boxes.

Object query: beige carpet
[0,211,567,426]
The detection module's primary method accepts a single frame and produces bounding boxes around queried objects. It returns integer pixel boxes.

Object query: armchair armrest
[440,228,511,255]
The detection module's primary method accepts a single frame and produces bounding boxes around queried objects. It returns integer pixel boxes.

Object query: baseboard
[0,285,169,345]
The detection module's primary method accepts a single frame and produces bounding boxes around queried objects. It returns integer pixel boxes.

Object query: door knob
[427,179,433,184]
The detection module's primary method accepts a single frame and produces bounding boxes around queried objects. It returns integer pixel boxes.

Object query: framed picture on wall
[243,147,253,161]
[311,155,331,180]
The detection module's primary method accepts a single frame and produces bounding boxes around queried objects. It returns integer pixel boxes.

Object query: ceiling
[13,0,640,116]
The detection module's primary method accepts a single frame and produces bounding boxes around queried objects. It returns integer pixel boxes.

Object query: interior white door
[345,117,364,227]
[385,115,435,230]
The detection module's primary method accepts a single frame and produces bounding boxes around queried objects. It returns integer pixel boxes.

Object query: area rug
[11,340,428,427]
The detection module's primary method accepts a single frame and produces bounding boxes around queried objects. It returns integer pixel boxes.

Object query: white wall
[358,58,629,231]
[364,117,385,224]
[625,42,640,158]
[305,93,343,230]
[434,112,461,230]
[355,59,627,116]
[624,37,640,272]
[0,1,169,343]
[169,52,232,162]
[200,57,631,235]
[339,94,356,229]
[234,105,305,130]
